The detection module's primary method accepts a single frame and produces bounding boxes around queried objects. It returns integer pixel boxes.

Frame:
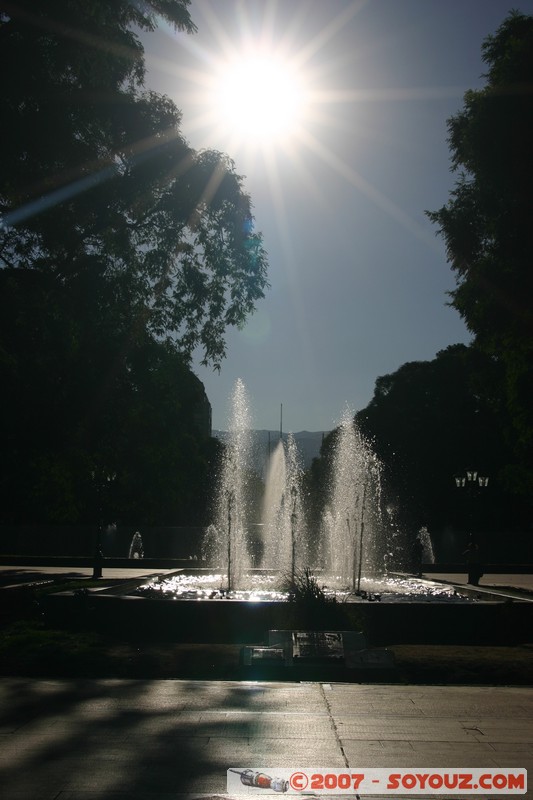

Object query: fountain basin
[42,572,532,646]
[130,570,486,604]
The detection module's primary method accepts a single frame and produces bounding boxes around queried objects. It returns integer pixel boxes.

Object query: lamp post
[226,488,235,592]
[455,470,489,489]
[290,484,298,586]
[356,483,368,595]
[454,470,489,585]
[91,470,116,579]
[454,469,489,542]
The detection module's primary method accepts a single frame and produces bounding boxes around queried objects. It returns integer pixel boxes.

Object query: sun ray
[295,127,441,252]
[191,0,240,63]
[140,0,453,261]
[259,145,320,394]
[271,154,330,415]
[309,85,468,104]
[291,0,368,69]
[277,140,324,208]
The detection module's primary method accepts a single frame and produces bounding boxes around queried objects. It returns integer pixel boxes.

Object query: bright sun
[211,54,306,144]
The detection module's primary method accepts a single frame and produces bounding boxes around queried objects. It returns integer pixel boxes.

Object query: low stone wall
[42,590,533,646]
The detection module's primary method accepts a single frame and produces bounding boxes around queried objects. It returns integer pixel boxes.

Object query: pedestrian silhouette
[462,540,483,586]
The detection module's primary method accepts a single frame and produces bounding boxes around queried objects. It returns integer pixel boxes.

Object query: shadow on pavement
[0,677,272,797]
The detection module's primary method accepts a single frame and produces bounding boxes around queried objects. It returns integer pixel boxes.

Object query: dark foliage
[355,345,530,543]
[0,1,266,525]
[426,11,533,494]
[0,269,222,525]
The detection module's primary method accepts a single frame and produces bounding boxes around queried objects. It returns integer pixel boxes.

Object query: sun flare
[158,1,380,188]
[211,54,306,144]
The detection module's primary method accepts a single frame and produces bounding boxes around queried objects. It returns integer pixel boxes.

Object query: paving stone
[341,750,502,769]
[1,679,532,799]
[460,720,533,742]
[377,741,417,751]
[337,720,473,741]
[411,740,498,752]
[489,742,533,752]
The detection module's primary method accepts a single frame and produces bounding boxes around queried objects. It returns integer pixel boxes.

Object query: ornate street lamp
[91,470,116,579]
[455,470,489,489]
[454,469,489,543]
[290,484,298,586]
[225,488,236,592]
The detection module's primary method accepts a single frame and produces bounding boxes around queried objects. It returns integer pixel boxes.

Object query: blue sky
[142,0,532,432]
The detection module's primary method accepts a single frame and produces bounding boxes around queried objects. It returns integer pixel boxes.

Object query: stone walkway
[0,678,531,799]
[424,572,533,595]
[1,565,532,593]
[1,567,531,797]
[0,565,176,589]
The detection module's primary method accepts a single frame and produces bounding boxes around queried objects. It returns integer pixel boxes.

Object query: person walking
[462,539,483,586]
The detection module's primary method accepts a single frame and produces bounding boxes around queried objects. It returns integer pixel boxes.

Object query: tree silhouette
[0,1,267,525]
[427,11,533,494]
[0,0,268,367]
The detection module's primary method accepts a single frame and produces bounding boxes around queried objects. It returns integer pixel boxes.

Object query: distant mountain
[212,429,327,473]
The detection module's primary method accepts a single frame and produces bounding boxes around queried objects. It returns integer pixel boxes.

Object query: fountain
[202,379,253,590]
[201,384,310,593]
[44,378,532,647]
[128,531,144,559]
[261,434,307,582]
[321,409,382,592]
[418,526,435,564]
[144,382,468,604]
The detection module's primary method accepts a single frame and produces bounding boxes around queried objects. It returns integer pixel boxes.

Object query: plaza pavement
[0,565,178,588]
[422,572,533,596]
[1,564,533,593]
[0,678,531,799]
[0,566,532,799]
[2,564,532,622]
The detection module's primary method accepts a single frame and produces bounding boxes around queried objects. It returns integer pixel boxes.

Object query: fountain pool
[134,570,477,603]
[43,379,532,648]
[45,566,530,646]
[188,382,440,600]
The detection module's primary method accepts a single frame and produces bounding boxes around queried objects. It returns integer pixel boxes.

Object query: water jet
[43,379,533,648]
[144,383,488,606]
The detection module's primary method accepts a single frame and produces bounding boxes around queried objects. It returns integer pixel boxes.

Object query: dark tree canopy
[0,1,267,526]
[353,345,528,543]
[305,15,533,559]
[0,268,220,525]
[306,344,531,561]
[427,11,533,472]
[0,0,268,367]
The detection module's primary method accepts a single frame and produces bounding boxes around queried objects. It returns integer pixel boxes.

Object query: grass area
[1,617,532,684]
[391,643,533,686]
[0,619,110,676]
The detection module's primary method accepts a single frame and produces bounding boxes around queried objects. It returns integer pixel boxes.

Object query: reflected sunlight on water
[135,572,475,604]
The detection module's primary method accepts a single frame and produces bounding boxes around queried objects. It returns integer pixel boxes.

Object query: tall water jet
[418,526,435,564]
[323,409,382,590]
[128,531,144,559]
[261,439,286,568]
[261,434,307,581]
[204,379,253,590]
[144,392,492,607]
